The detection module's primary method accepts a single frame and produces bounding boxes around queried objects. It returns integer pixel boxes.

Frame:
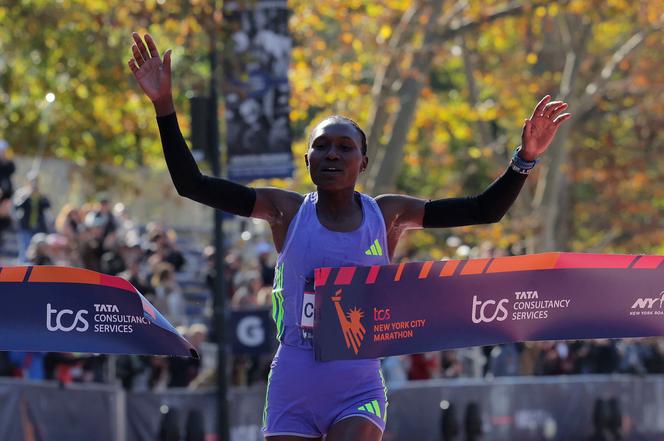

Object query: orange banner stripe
[365,266,380,285]
[555,253,636,269]
[460,258,491,275]
[100,274,137,293]
[315,267,332,288]
[487,253,561,273]
[334,267,356,285]
[418,261,434,279]
[29,266,101,285]
[439,260,460,277]
[0,267,28,282]
[631,256,664,269]
[394,262,406,282]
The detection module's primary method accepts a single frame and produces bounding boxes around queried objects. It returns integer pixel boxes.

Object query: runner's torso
[273,191,389,349]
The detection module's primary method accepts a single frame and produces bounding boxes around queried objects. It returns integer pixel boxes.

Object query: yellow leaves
[630,172,646,190]
[468,147,482,159]
[366,4,382,18]
[477,104,498,121]
[352,39,363,52]
[493,33,508,51]
[340,63,354,77]
[292,47,305,60]
[568,0,593,15]
[164,18,180,33]
[377,24,392,43]
[526,53,538,64]
[340,32,353,45]
[75,84,89,99]
[535,6,547,18]
[607,0,632,12]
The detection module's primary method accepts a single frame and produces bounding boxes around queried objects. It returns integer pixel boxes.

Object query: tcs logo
[471,296,509,324]
[373,307,391,321]
[46,303,89,332]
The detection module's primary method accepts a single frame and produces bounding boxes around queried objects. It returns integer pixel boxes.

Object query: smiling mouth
[321,168,343,173]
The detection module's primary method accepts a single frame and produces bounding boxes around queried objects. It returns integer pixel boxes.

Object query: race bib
[301,292,315,329]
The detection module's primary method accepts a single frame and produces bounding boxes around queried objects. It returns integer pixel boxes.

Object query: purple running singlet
[262,192,389,438]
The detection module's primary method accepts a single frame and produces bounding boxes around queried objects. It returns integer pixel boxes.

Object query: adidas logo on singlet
[364,239,383,256]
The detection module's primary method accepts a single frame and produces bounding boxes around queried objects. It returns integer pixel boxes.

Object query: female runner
[128,32,571,441]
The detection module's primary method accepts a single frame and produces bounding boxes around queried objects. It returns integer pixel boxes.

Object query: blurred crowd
[380,338,664,385]
[1,143,664,392]
[0,142,276,389]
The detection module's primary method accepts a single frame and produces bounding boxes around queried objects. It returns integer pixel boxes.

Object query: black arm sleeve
[156,112,256,217]
[422,167,527,228]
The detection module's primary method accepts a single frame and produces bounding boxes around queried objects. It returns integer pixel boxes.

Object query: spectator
[79,213,106,271]
[8,352,46,380]
[256,241,275,287]
[380,356,408,385]
[54,204,82,264]
[112,202,138,240]
[26,232,53,265]
[440,350,463,378]
[168,324,205,388]
[151,262,186,326]
[100,232,127,275]
[488,344,520,377]
[118,258,153,296]
[115,355,149,391]
[14,173,52,262]
[231,270,262,310]
[0,352,13,376]
[91,194,117,240]
[643,338,664,373]
[147,228,186,272]
[0,140,15,247]
[407,352,440,380]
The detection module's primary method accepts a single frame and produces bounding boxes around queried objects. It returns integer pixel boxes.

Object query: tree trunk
[366,0,445,195]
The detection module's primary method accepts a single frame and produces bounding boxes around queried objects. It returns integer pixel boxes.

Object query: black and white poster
[223,0,294,181]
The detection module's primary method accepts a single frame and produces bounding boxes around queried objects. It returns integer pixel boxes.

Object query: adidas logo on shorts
[357,399,382,418]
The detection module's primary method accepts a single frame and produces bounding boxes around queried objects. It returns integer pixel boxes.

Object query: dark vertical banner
[222,0,293,181]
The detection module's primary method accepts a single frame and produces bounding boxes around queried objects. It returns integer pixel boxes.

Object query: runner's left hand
[519,95,572,161]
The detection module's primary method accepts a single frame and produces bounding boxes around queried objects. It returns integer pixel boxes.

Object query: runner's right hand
[128,33,174,114]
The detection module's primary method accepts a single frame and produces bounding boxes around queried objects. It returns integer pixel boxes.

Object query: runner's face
[306,121,367,191]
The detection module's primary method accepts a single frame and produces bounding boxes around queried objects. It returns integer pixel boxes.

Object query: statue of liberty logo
[331,289,365,355]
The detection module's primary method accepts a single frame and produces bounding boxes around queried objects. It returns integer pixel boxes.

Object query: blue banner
[0,266,197,358]
[313,252,664,361]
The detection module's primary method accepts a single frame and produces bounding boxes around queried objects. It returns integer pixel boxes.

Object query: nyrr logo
[631,291,664,309]
[331,289,365,355]
[471,296,509,324]
[46,303,89,332]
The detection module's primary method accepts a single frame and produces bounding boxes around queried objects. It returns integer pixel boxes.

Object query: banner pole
[208,0,231,438]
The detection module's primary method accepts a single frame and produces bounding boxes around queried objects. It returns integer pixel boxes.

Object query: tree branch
[577,17,663,115]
